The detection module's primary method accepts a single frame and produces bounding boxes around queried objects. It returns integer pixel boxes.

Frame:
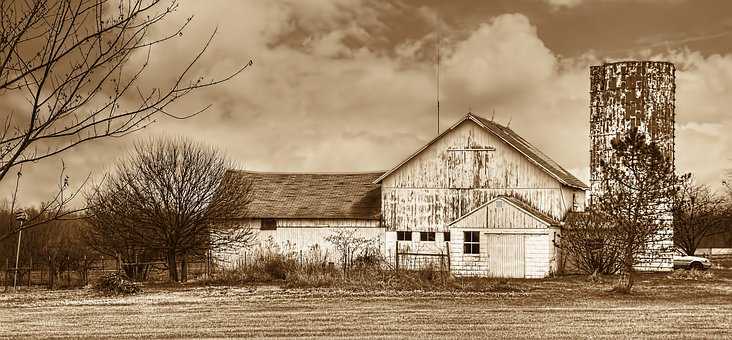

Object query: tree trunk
[167,252,178,282]
[616,251,634,293]
[123,265,135,279]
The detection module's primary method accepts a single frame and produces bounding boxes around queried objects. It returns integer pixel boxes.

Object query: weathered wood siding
[382,120,582,231]
[450,198,549,230]
[216,218,384,267]
[487,234,525,278]
[384,231,450,269]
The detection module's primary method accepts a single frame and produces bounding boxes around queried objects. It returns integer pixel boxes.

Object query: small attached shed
[449,196,561,278]
[217,170,384,266]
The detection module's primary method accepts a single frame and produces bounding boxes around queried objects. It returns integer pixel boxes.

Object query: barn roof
[374,113,589,190]
[223,170,383,220]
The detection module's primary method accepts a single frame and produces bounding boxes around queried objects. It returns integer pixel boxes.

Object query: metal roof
[223,170,383,220]
[374,113,589,190]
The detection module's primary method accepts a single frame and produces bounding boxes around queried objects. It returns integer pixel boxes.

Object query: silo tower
[589,61,676,195]
[589,61,676,271]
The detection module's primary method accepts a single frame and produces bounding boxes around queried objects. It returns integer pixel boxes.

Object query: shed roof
[374,113,589,190]
[223,170,383,220]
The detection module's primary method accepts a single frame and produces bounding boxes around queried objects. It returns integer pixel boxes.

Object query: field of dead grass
[1,270,731,339]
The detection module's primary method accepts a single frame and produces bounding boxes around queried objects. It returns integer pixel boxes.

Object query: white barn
[375,113,588,278]
[220,113,588,278]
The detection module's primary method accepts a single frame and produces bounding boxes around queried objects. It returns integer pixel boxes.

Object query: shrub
[94,272,142,295]
[562,211,622,275]
[667,269,715,281]
[262,256,290,280]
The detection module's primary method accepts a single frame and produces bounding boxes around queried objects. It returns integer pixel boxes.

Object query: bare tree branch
[85,137,253,282]
[0,0,253,185]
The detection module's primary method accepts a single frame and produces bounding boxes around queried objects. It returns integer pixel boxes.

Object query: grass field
[1,270,731,339]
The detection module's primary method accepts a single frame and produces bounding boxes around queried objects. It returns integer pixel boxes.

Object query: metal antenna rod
[436,32,440,135]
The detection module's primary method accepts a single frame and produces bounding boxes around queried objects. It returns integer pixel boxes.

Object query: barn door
[487,234,525,278]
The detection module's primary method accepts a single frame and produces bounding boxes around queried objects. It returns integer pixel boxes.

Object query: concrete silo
[589,61,676,271]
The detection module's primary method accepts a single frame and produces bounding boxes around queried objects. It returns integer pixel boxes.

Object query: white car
[673,255,712,270]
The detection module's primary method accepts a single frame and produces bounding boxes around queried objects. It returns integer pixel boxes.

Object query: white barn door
[487,234,525,278]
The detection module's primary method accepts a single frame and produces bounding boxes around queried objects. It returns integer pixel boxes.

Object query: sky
[4,0,732,207]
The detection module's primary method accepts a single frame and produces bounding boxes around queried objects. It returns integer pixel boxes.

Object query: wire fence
[1,256,211,290]
[394,241,451,272]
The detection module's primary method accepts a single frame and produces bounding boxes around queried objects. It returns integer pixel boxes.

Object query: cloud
[443,14,557,98]
[543,0,583,8]
[4,1,732,208]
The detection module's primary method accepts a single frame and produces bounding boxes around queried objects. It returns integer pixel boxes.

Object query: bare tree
[0,0,252,238]
[594,127,687,293]
[326,228,379,276]
[85,137,253,282]
[673,178,728,256]
[561,210,622,275]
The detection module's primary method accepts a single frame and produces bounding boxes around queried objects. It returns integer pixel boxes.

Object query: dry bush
[205,242,531,293]
[94,272,141,295]
[283,271,338,289]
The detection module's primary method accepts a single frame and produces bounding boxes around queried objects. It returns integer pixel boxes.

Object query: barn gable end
[379,113,587,232]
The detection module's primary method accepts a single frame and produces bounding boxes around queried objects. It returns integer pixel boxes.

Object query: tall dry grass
[202,241,527,292]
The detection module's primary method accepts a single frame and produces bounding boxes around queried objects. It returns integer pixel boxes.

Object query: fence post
[48,255,53,288]
[66,255,71,287]
[4,258,8,291]
[445,241,451,274]
[440,252,444,273]
[395,241,399,273]
[28,257,32,287]
[83,255,87,286]
[206,249,210,277]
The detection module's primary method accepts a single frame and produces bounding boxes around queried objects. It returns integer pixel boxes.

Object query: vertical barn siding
[217,218,384,267]
[450,198,547,230]
[483,200,547,229]
[384,231,451,268]
[524,234,552,278]
[382,120,574,231]
[488,234,525,278]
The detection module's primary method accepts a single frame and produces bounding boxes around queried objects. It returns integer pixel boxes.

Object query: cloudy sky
[5,0,732,206]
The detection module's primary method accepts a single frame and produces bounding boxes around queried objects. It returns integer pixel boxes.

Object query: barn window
[464,231,480,254]
[420,232,435,242]
[397,231,412,241]
[261,219,277,230]
[444,232,450,242]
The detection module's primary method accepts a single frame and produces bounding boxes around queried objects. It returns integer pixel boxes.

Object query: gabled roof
[223,170,383,220]
[374,113,589,190]
[448,195,562,227]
